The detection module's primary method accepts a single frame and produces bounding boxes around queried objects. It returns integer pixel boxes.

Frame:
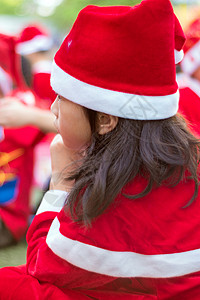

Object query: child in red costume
[0,34,55,246]
[1,0,200,299]
[16,24,56,109]
[16,24,57,190]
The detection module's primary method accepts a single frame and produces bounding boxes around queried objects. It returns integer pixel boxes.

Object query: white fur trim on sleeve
[36,190,68,215]
[46,217,200,278]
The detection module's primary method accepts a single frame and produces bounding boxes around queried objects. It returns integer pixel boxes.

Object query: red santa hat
[181,18,200,76]
[0,33,26,90]
[16,24,53,56]
[51,0,185,120]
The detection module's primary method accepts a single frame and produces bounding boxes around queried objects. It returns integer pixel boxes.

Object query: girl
[1,0,200,299]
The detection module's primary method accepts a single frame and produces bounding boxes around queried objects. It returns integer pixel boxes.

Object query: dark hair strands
[64,111,200,226]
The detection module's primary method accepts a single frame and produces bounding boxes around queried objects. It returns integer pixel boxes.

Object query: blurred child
[0,35,55,247]
[16,24,56,108]
[0,0,200,299]
[16,24,57,190]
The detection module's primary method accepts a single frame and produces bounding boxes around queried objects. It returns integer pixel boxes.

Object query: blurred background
[0,0,199,267]
[0,0,200,39]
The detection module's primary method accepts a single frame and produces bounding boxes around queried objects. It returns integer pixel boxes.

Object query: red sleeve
[27,183,200,293]
[26,190,115,290]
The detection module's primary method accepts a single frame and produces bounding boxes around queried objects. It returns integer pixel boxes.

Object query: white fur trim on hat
[181,40,200,75]
[16,35,53,55]
[51,60,179,120]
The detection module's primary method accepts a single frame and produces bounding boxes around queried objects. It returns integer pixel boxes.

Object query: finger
[1,96,19,102]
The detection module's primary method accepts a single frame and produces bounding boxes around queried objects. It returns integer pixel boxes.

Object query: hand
[50,134,84,192]
[0,97,56,133]
[0,97,31,128]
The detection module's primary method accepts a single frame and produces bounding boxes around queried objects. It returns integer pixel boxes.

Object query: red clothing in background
[0,90,44,240]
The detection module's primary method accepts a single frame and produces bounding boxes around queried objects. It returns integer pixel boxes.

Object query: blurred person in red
[178,18,200,136]
[16,24,56,109]
[0,33,55,248]
[16,24,57,191]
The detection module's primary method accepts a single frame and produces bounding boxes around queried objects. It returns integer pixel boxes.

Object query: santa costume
[1,0,200,299]
[178,19,200,137]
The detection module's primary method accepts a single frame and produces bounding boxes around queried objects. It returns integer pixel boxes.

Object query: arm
[26,191,114,289]
[26,135,114,288]
[24,106,56,133]
[0,97,56,133]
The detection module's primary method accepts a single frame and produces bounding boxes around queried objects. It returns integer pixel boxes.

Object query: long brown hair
[65,111,200,225]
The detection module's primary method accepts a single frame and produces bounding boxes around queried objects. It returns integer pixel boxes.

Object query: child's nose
[51,97,59,117]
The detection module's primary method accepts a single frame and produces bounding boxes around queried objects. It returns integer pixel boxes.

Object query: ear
[97,113,118,135]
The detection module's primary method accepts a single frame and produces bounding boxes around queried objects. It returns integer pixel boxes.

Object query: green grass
[0,188,44,268]
[0,241,27,268]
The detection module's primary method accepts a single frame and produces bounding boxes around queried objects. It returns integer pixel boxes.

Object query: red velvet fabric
[1,173,200,298]
[33,72,56,109]
[0,266,90,299]
[54,0,184,96]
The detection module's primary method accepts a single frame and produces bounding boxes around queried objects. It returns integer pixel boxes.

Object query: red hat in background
[16,24,53,56]
[0,33,26,89]
[181,18,200,75]
[51,0,185,120]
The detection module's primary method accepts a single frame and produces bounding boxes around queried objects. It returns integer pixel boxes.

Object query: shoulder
[55,176,200,254]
